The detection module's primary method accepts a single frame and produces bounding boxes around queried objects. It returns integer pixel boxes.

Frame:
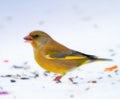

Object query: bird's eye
[32,34,39,38]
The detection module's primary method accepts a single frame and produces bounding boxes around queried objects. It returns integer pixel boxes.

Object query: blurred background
[0,0,120,99]
[0,0,120,62]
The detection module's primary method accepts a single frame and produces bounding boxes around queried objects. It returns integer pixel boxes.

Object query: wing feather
[45,50,97,60]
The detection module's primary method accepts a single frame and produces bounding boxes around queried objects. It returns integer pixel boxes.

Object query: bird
[24,30,112,82]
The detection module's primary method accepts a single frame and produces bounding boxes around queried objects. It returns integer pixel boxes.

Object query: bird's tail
[86,54,112,62]
[84,57,112,64]
[95,58,112,62]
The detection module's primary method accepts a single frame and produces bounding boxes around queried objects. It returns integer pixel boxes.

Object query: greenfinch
[24,31,111,81]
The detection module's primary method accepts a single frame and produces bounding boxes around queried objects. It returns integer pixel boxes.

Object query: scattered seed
[114,69,119,75]
[70,94,74,98]
[20,77,29,80]
[88,80,97,83]
[107,74,112,78]
[31,72,39,78]
[10,79,16,83]
[34,74,39,78]
[16,74,21,78]
[110,53,116,56]
[5,75,12,77]
[43,71,50,76]
[104,65,118,72]
[69,78,78,84]
[3,60,9,63]
[12,65,24,69]
[85,87,90,91]
[42,86,46,88]
[69,78,74,82]
[75,76,79,78]
[97,77,103,79]
[23,61,28,65]
[0,91,9,95]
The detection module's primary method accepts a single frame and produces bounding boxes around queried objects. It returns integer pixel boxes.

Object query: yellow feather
[46,54,86,60]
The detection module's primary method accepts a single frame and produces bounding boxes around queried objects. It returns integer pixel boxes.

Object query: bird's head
[24,31,52,48]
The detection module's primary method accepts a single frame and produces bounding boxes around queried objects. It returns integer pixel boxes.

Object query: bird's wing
[45,50,97,60]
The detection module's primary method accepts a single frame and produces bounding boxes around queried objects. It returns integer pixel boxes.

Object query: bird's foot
[53,76,62,83]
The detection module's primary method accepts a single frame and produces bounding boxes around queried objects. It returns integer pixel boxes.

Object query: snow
[0,0,120,99]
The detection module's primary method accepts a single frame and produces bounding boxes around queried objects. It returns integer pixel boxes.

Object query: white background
[0,0,120,99]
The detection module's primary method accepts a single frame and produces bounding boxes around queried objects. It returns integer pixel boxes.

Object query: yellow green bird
[24,30,111,81]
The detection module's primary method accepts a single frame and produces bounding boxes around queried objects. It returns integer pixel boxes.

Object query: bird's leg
[53,75,62,83]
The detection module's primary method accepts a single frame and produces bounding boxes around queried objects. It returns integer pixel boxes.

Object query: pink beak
[24,35,33,42]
